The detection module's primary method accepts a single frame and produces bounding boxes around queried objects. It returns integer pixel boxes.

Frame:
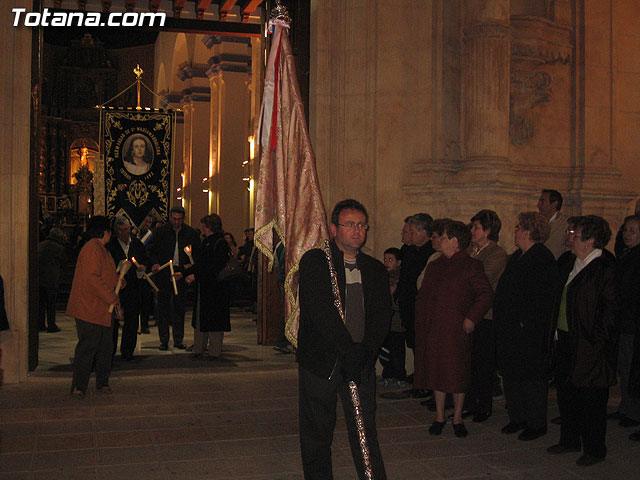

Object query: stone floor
[1,309,640,479]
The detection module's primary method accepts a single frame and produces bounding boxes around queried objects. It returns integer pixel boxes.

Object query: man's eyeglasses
[338,222,369,231]
[566,229,576,235]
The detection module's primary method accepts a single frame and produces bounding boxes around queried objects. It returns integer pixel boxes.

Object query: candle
[140,230,152,245]
[184,245,194,264]
[169,260,178,295]
[109,259,131,313]
[149,260,171,276]
[131,257,159,293]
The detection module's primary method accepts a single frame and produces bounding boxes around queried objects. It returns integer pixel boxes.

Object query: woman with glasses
[546,215,618,466]
[414,220,492,437]
[494,212,560,441]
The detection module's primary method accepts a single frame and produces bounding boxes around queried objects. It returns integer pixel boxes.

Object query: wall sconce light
[248,136,255,160]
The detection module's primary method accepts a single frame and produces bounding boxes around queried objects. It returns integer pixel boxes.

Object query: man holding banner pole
[297,199,391,480]
[253,7,388,479]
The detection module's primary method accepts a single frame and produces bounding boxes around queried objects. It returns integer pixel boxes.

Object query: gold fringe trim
[254,219,284,273]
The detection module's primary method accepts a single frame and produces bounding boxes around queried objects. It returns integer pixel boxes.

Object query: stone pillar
[182,95,212,226]
[0,0,32,383]
[207,68,251,241]
[180,102,193,217]
[176,63,212,226]
[463,0,511,165]
[204,36,252,241]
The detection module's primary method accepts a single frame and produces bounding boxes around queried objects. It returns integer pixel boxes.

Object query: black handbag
[215,238,244,282]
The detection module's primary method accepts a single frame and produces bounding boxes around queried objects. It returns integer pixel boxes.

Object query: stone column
[204,36,252,241]
[0,0,32,383]
[463,0,511,165]
[179,102,193,217]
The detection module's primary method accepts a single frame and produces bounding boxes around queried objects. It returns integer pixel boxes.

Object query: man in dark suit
[148,206,200,350]
[106,216,150,360]
[297,199,392,480]
[136,214,155,334]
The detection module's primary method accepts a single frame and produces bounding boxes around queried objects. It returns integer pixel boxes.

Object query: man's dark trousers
[298,365,387,480]
[38,285,58,330]
[157,286,185,346]
[119,289,141,356]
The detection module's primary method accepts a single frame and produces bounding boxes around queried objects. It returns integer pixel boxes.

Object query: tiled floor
[1,309,640,479]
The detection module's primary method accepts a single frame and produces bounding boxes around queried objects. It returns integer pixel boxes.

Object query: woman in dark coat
[185,214,230,358]
[494,211,560,441]
[414,221,493,438]
[613,215,640,439]
[464,210,508,422]
[546,215,619,466]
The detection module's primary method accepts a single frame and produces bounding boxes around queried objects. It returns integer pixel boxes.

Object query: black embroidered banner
[102,110,174,227]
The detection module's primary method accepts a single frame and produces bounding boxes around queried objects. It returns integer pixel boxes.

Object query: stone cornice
[206,53,252,77]
[159,93,183,108]
[511,16,573,64]
[463,24,511,41]
[176,63,210,81]
[180,87,211,104]
[202,35,252,49]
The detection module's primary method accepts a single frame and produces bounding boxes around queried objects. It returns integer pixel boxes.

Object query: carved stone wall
[310,0,639,256]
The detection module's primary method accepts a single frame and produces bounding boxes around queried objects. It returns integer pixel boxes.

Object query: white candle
[184,245,194,264]
[169,260,178,295]
[131,257,159,293]
[149,260,171,276]
[109,259,131,313]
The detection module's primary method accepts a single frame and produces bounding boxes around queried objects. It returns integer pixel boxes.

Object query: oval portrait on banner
[122,133,154,176]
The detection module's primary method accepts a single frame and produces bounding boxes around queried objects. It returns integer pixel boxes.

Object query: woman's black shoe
[429,420,445,435]
[472,412,490,423]
[453,423,468,438]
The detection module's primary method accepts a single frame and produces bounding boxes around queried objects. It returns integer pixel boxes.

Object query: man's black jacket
[106,235,150,303]
[147,223,201,287]
[397,241,435,329]
[296,241,393,379]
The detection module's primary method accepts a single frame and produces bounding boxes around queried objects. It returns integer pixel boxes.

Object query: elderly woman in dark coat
[185,214,230,359]
[494,212,560,441]
[414,221,493,438]
[546,215,619,466]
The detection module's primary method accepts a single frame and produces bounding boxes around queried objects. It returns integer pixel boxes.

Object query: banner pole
[134,64,143,110]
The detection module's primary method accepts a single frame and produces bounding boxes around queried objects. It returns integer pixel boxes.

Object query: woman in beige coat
[66,216,120,397]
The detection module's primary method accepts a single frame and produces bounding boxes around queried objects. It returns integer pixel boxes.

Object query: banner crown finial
[270,0,291,25]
